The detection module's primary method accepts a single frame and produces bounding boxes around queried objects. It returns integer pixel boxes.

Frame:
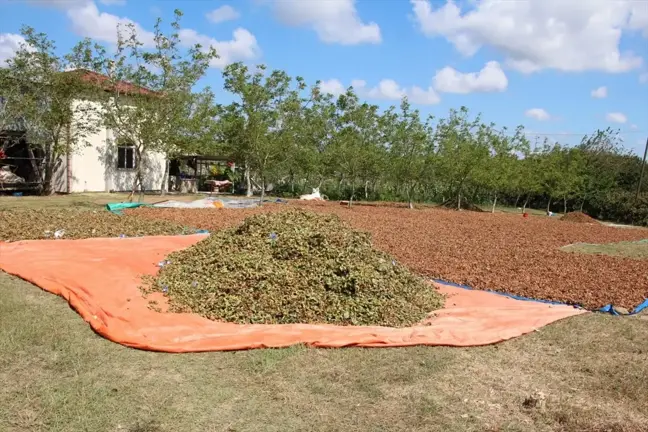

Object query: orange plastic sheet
[0,235,586,352]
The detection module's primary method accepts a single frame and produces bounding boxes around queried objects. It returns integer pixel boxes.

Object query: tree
[2,26,102,194]
[329,88,384,203]
[576,128,625,210]
[478,125,530,213]
[220,62,305,202]
[512,153,542,213]
[385,97,435,209]
[538,143,585,213]
[285,83,338,193]
[71,9,218,199]
[435,107,490,210]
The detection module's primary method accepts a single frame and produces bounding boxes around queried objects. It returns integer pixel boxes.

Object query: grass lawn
[2,273,647,432]
[562,240,648,259]
[0,192,202,211]
[1,193,648,431]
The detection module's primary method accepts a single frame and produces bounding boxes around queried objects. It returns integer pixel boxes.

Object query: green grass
[0,192,200,211]
[2,273,648,432]
[562,240,648,259]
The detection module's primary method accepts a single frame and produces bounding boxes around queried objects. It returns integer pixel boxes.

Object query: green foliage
[1,26,103,193]
[146,210,443,326]
[384,98,435,208]
[0,208,197,241]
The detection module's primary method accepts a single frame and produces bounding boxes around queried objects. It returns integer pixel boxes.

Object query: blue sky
[1,0,647,154]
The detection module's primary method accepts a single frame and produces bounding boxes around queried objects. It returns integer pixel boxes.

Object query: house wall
[56,99,166,193]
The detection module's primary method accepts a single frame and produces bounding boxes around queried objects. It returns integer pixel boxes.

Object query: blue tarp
[598,299,648,315]
[433,279,647,315]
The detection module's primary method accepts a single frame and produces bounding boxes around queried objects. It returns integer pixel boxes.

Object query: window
[117,146,136,170]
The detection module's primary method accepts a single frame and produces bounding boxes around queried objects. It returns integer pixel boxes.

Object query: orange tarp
[0,235,586,352]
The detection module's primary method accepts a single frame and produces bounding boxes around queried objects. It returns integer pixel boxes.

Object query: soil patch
[142,210,443,327]
[130,203,648,310]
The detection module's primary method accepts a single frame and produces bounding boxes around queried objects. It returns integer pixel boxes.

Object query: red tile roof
[66,69,157,96]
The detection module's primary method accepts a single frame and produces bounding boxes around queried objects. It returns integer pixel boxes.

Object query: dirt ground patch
[130,202,648,310]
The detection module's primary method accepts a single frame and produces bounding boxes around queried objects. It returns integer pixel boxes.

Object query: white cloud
[640,72,648,83]
[66,1,155,46]
[320,78,440,105]
[525,108,551,121]
[178,28,260,69]
[407,85,442,105]
[627,2,648,37]
[433,61,508,94]
[319,79,346,96]
[411,0,645,73]
[99,0,126,5]
[27,0,88,9]
[0,33,26,67]
[206,5,240,24]
[30,0,259,66]
[631,124,639,130]
[606,112,627,124]
[270,0,381,45]
[591,86,608,98]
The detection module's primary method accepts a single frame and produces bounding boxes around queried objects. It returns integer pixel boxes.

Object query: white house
[52,115,167,193]
[52,70,167,193]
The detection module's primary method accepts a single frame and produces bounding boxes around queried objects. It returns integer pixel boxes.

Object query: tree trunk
[406,185,414,209]
[129,177,137,202]
[364,180,369,200]
[457,192,462,211]
[491,194,497,213]
[514,194,521,208]
[244,163,252,197]
[40,142,55,196]
[160,158,170,196]
[563,196,567,214]
[259,176,266,206]
[136,163,144,202]
[348,183,356,207]
[134,149,144,203]
[138,170,144,202]
[580,200,585,212]
[522,195,529,213]
[42,159,54,195]
[546,197,552,213]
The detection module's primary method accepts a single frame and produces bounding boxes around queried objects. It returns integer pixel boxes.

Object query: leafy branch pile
[560,212,598,224]
[144,210,443,327]
[0,209,197,241]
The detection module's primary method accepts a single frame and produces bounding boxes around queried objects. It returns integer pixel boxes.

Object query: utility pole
[637,136,648,202]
